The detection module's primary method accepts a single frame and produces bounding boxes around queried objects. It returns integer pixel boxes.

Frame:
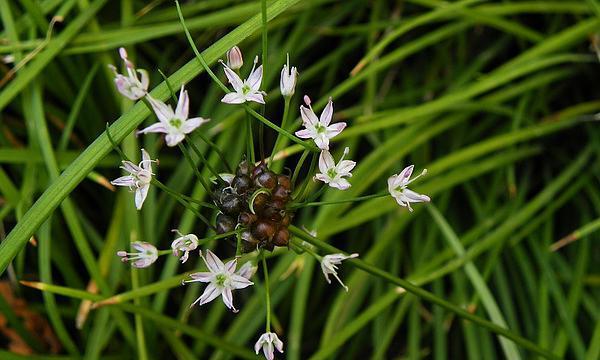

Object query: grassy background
[0,0,599,359]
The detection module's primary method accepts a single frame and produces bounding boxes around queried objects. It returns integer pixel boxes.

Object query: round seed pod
[251,192,269,213]
[241,230,259,252]
[252,220,277,241]
[262,206,282,222]
[251,162,268,178]
[220,193,242,215]
[273,227,290,247]
[270,199,286,210]
[216,213,236,234]
[281,214,291,226]
[232,175,252,194]
[238,212,257,226]
[277,175,291,190]
[236,160,252,177]
[255,171,277,190]
[272,185,290,201]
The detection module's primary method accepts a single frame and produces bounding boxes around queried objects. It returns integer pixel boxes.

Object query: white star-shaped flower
[117,242,158,268]
[137,85,209,147]
[184,250,253,312]
[110,149,154,210]
[254,332,284,360]
[170,230,199,264]
[220,56,266,104]
[295,96,346,150]
[108,47,149,100]
[315,147,356,190]
[320,253,359,291]
[388,165,430,212]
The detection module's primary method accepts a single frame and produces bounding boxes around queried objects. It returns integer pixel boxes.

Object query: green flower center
[327,169,337,178]
[215,273,228,286]
[242,84,251,95]
[315,123,326,133]
[169,118,182,129]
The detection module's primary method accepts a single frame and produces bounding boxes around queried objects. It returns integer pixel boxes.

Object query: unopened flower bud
[280,53,298,97]
[227,46,243,70]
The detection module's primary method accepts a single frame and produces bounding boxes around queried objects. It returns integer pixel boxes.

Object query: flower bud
[280,53,298,97]
[227,46,243,70]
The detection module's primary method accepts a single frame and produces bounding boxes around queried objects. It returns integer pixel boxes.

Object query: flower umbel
[254,332,284,360]
[184,250,253,312]
[320,253,359,291]
[110,148,154,210]
[170,230,199,263]
[295,96,346,150]
[108,47,149,100]
[138,85,210,147]
[221,56,267,104]
[227,46,244,70]
[388,165,430,211]
[280,53,298,97]
[117,242,158,268]
[315,147,356,190]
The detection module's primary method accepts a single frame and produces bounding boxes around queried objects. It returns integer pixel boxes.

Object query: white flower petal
[175,86,189,120]
[320,98,334,126]
[135,184,149,210]
[182,117,209,134]
[203,250,225,272]
[222,65,244,92]
[221,92,246,104]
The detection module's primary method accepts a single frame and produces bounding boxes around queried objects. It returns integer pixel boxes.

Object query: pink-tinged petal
[121,161,140,174]
[165,133,185,147]
[197,283,221,306]
[221,92,246,104]
[222,64,244,92]
[236,262,256,279]
[111,175,135,187]
[254,338,263,354]
[221,287,236,311]
[273,335,284,353]
[320,98,334,126]
[147,95,174,123]
[388,174,402,191]
[204,250,225,272]
[403,188,430,202]
[398,165,414,186]
[245,92,265,104]
[224,259,237,274]
[229,274,254,289]
[314,135,329,150]
[326,122,346,138]
[315,173,331,184]
[300,105,319,126]
[135,184,149,210]
[337,160,356,175]
[294,128,315,139]
[263,345,274,360]
[137,122,167,135]
[330,178,351,190]
[175,86,189,120]
[319,151,335,173]
[247,65,263,91]
[189,272,213,282]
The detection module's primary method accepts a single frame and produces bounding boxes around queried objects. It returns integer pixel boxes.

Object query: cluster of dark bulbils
[214,160,294,252]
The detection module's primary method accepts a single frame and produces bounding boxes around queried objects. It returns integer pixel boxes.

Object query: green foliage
[0,0,598,359]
